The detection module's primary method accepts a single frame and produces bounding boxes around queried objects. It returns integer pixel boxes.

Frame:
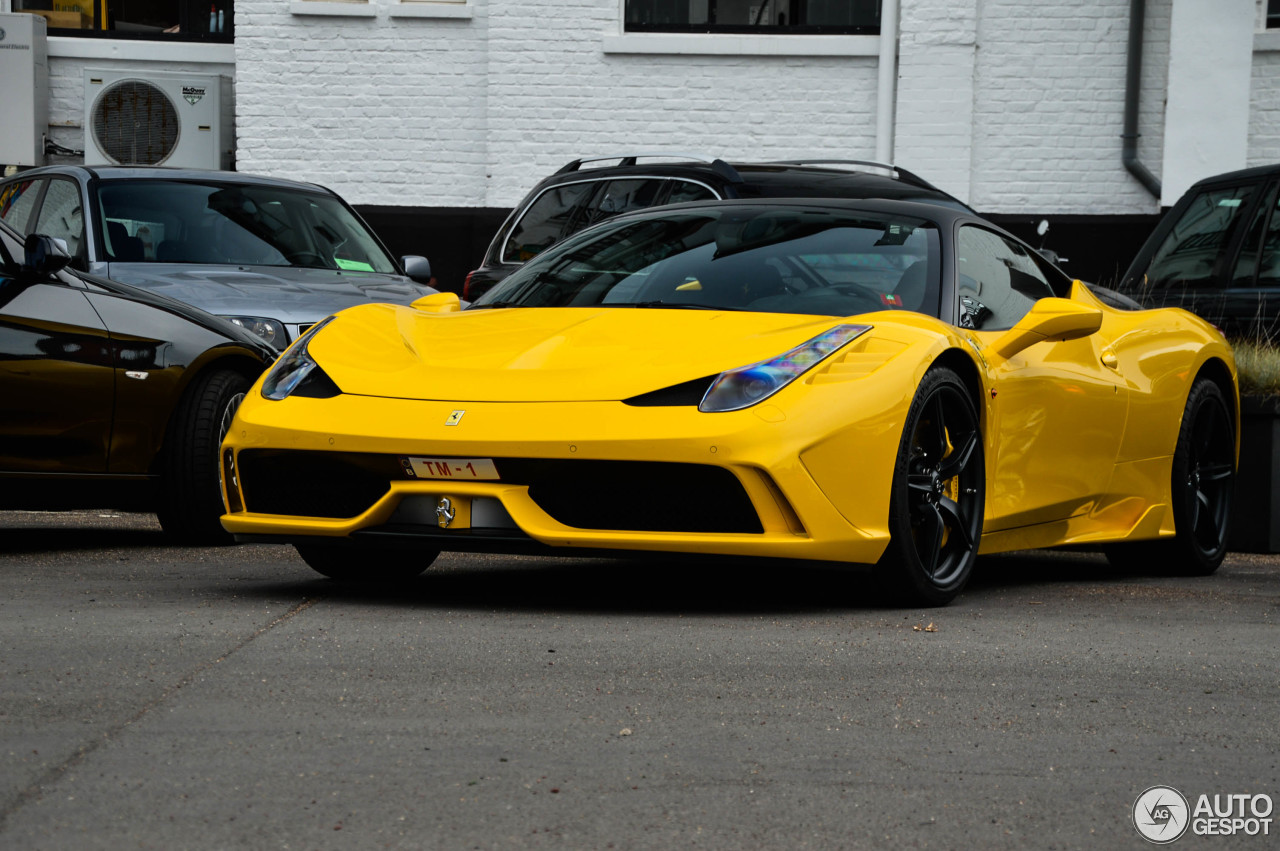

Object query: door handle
[1100,348,1119,370]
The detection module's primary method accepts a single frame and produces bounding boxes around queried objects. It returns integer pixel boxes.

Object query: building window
[624,0,879,34]
[12,0,232,41]
[1270,0,1280,28]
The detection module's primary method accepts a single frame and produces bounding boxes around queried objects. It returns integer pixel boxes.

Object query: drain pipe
[875,0,899,163]
[1123,0,1161,199]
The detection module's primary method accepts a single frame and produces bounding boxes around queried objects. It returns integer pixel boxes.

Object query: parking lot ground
[1,510,1277,850]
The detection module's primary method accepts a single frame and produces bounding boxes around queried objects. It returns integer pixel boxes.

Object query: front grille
[238,450,399,518]
[236,450,762,533]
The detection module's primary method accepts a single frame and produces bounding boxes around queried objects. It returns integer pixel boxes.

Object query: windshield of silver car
[95,180,397,273]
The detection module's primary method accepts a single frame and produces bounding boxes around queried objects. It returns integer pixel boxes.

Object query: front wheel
[1105,378,1235,575]
[873,367,985,607]
[156,368,249,544]
[295,543,439,584]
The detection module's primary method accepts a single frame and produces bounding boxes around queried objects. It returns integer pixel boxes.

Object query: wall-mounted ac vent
[83,69,233,170]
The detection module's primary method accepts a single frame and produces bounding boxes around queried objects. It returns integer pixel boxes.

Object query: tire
[1105,378,1235,576]
[873,367,985,607]
[295,543,439,584]
[156,368,250,544]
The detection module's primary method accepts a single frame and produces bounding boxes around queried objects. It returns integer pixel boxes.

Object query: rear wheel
[874,367,985,607]
[1105,378,1234,575]
[295,543,439,584]
[156,368,249,544]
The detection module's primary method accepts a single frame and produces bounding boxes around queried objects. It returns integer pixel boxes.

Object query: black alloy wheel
[1106,378,1235,575]
[875,367,985,606]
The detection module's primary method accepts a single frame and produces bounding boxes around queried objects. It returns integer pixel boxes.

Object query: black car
[1118,163,1280,341]
[0,165,437,350]
[0,221,276,542]
[462,155,976,300]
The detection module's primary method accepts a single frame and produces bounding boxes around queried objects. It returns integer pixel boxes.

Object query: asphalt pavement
[0,510,1276,850]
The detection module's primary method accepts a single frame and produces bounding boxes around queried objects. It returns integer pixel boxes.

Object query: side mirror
[23,234,73,276]
[411,291,461,314]
[984,298,1102,361]
[401,255,433,285]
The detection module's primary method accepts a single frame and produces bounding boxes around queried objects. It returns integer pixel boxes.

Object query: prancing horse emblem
[445,410,465,426]
[435,497,455,528]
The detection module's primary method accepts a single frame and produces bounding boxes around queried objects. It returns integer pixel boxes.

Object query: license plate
[402,456,499,480]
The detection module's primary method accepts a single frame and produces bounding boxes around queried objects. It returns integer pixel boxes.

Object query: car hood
[99,262,436,324]
[306,305,884,402]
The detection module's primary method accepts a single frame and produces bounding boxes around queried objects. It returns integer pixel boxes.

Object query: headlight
[261,316,337,401]
[699,324,871,412]
[222,315,287,349]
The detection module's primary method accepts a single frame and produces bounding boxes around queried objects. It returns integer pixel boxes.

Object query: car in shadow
[0,220,276,542]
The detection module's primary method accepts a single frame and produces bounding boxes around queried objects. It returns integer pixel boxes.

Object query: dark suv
[462,155,976,300]
[1118,163,1280,341]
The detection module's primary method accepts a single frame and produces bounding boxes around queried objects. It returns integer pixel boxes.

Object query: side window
[575,178,666,230]
[0,179,42,235]
[502,182,597,264]
[666,180,718,205]
[1145,185,1255,290]
[33,179,86,262]
[1232,182,1280,288]
[956,226,1055,331]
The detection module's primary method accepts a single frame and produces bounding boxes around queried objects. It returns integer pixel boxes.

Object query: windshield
[472,206,940,317]
[94,180,398,273]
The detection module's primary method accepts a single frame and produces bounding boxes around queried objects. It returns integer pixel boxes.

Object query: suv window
[0,179,42,235]
[666,180,718,205]
[576,178,666,230]
[1231,182,1280,288]
[1145,184,1256,291]
[956,226,1055,331]
[502,182,597,265]
[33,179,86,263]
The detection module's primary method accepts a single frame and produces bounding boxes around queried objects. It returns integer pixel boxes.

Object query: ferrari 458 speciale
[220,199,1238,605]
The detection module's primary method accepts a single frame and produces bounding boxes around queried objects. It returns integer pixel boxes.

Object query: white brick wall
[31,0,1280,215]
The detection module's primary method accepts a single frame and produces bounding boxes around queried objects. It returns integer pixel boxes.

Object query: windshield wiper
[624,301,742,311]
[467,300,525,310]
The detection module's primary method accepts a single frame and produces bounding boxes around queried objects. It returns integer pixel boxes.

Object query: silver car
[0,165,438,349]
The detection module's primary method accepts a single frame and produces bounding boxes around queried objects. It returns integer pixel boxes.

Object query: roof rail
[554,154,745,183]
[766,159,942,192]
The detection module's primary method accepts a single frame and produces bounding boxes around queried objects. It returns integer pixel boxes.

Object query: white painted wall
[1161,0,1255,205]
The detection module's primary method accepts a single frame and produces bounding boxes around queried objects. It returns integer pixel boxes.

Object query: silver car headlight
[699,324,871,412]
[221,315,287,349]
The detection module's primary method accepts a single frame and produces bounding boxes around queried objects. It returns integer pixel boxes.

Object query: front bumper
[220,392,902,565]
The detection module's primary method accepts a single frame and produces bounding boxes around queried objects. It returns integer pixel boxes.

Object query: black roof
[2,164,333,195]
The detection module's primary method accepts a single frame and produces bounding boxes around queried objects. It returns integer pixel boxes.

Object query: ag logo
[1133,785,1190,844]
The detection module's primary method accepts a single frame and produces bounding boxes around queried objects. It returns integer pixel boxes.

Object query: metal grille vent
[91,80,180,166]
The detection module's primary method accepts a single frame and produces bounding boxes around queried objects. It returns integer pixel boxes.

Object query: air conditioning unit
[83,69,233,169]
[0,13,50,168]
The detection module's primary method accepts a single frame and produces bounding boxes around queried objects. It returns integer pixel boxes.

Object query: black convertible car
[0,221,276,542]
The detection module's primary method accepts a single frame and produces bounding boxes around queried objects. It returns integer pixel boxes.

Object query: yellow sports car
[220,199,1238,605]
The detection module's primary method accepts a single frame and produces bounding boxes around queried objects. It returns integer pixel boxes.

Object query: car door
[0,261,115,474]
[954,224,1129,531]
